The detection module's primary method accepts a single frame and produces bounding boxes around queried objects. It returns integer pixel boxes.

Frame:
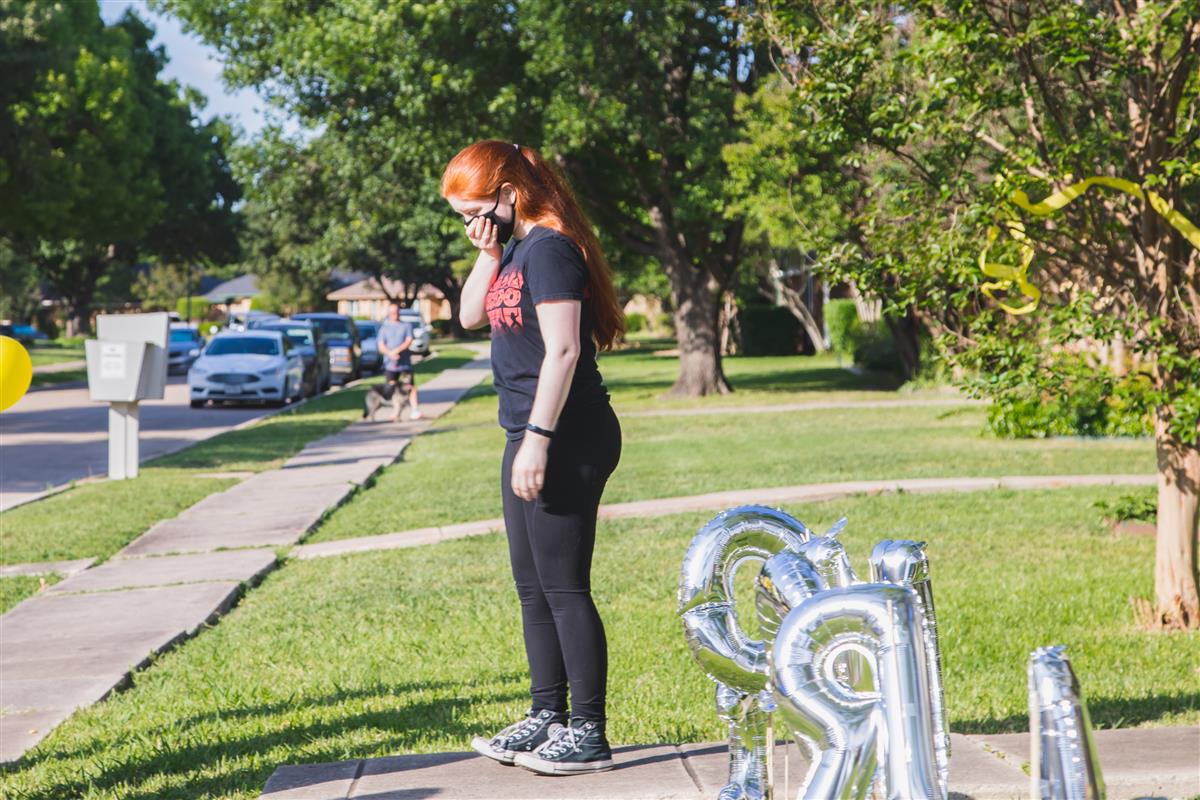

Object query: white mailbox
[84,313,169,480]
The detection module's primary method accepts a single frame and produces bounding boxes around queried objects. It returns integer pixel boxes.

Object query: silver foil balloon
[772,584,942,800]
[679,505,814,800]
[870,540,950,798]
[1028,646,1105,800]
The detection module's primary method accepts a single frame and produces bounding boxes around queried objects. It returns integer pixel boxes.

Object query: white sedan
[188,331,305,408]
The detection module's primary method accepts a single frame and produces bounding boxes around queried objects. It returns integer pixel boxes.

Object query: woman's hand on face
[466,216,502,259]
[511,436,549,502]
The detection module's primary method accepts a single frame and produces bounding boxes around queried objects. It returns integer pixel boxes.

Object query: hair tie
[513,143,520,151]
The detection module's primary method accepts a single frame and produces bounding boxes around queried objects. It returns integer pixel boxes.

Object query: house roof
[202,274,259,302]
[327,277,445,301]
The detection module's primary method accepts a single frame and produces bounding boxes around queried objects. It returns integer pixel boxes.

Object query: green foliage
[624,312,649,334]
[731,2,1200,449]
[956,301,1157,439]
[1095,490,1158,524]
[824,299,903,374]
[825,300,860,358]
[0,2,241,332]
[175,298,210,320]
[737,304,801,356]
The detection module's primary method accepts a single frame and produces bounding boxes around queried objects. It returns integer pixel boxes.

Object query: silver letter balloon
[1028,646,1105,800]
[678,506,949,800]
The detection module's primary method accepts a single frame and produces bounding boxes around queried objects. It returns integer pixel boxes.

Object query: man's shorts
[385,368,414,388]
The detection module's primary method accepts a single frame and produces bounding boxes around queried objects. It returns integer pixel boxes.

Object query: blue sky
[99,1,294,138]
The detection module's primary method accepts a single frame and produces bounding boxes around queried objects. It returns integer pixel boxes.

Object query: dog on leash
[362,379,412,422]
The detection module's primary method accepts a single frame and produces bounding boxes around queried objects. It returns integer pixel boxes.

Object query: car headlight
[259,365,283,376]
[188,348,200,357]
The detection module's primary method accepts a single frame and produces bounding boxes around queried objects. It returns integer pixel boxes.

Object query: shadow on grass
[952,690,1200,734]
[605,366,902,396]
[7,678,530,800]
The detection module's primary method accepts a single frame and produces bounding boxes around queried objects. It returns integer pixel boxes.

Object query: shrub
[825,299,860,357]
[176,298,211,321]
[655,312,675,335]
[738,304,802,356]
[625,312,648,333]
[1095,489,1156,522]
[982,361,1154,439]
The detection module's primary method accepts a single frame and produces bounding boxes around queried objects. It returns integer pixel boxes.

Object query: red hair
[441,139,625,350]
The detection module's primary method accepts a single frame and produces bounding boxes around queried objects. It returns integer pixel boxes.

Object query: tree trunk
[883,307,922,379]
[1153,406,1200,630]
[65,298,92,337]
[662,252,731,397]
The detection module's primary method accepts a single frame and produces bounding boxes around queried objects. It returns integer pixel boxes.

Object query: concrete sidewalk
[260,725,1199,799]
[0,347,491,764]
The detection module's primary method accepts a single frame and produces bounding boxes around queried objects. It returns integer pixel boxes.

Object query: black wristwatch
[525,422,555,439]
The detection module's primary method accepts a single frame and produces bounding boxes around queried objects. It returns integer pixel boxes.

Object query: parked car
[188,330,305,408]
[226,310,280,331]
[10,324,49,346]
[400,307,431,356]
[167,324,205,374]
[355,320,382,373]
[254,319,330,396]
[290,312,361,384]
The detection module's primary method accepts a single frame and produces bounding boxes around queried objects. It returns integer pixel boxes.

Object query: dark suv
[253,319,332,395]
[290,312,361,384]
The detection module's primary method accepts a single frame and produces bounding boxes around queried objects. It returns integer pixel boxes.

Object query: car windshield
[357,322,379,338]
[303,317,353,340]
[169,330,197,343]
[205,337,279,356]
[280,328,313,346]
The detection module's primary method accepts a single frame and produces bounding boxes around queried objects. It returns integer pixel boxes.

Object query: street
[0,376,278,511]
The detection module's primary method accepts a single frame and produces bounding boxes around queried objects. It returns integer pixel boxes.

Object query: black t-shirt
[485,225,610,439]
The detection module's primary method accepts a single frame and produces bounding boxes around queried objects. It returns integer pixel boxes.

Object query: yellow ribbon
[980,176,1200,315]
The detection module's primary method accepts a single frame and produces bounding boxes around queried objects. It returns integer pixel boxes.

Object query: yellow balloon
[0,336,33,412]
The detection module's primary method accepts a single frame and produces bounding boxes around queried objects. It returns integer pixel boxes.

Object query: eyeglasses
[462,189,501,227]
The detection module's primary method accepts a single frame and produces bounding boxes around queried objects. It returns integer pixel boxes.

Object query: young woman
[442,140,624,775]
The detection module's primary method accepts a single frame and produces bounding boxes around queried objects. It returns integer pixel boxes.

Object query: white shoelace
[538,724,581,758]
[493,715,541,746]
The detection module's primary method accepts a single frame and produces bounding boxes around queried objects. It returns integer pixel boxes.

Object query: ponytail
[441,140,625,350]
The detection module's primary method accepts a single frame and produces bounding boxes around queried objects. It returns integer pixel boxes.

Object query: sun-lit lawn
[307,348,1153,542]
[2,487,1193,800]
[0,349,478,566]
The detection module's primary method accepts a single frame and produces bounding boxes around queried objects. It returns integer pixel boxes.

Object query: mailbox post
[84,313,169,480]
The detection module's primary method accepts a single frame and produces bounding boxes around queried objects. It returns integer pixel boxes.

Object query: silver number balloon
[869,540,950,797]
[1028,646,1105,800]
[772,584,942,800]
[678,505,814,800]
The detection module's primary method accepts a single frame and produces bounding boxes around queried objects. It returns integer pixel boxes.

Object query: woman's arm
[509,299,581,501]
[459,217,503,330]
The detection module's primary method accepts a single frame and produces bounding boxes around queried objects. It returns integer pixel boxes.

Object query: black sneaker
[470,709,568,766]
[514,718,614,774]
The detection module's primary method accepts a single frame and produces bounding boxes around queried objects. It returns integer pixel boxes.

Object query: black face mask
[465,189,516,245]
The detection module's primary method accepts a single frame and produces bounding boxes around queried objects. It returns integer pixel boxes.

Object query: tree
[158,0,767,394]
[735,1,1200,628]
[0,3,240,334]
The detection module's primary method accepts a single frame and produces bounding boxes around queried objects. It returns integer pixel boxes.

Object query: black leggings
[501,402,621,723]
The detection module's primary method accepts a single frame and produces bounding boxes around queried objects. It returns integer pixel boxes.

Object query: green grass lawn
[25,341,85,367]
[2,487,1193,800]
[0,573,61,614]
[0,349,478,566]
[307,350,1153,542]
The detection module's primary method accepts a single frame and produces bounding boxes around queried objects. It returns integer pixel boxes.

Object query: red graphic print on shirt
[485,269,524,333]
